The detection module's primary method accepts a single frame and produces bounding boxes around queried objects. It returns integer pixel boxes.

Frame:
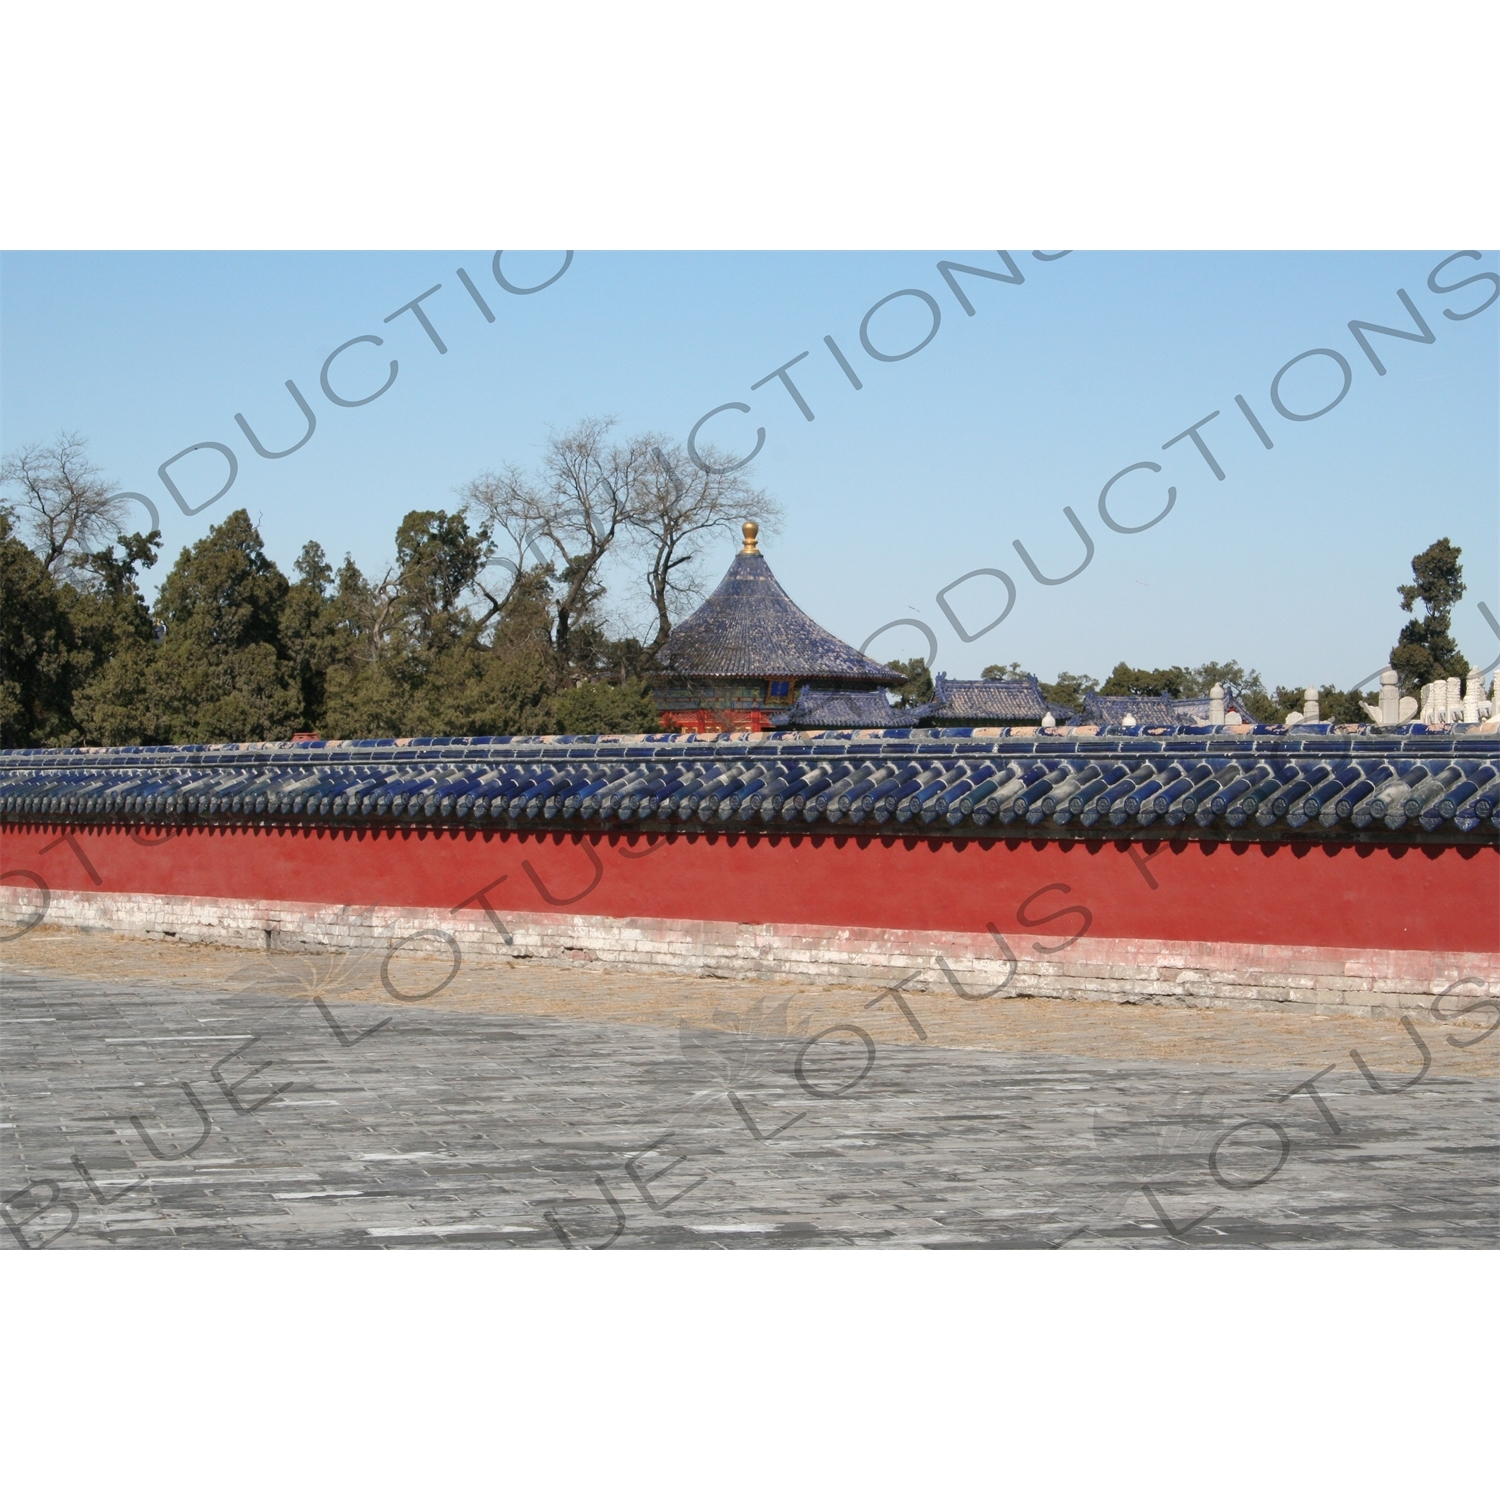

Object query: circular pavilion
[650,522,904,732]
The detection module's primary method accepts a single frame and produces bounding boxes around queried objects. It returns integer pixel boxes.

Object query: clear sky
[3,249,1496,690]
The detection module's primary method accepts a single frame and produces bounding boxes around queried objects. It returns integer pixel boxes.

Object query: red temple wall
[4,822,1494,955]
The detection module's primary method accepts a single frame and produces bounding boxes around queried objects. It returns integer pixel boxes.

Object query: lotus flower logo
[226,945,383,1011]
[1090,1086,1228,1181]
[678,996,810,1091]
[224,916,462,1014]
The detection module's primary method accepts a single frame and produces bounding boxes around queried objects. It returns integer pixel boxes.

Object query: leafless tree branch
[627,438,778,650]
[0,432,128,576]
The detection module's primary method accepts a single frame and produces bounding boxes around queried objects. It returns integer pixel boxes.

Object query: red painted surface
[658,709,776,732]
[4,822,1496,954]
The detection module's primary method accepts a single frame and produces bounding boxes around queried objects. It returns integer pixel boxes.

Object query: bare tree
[0,433,129,575]
[462,418,784,678]
[628,439,777,649]
[465,417,654,665]
[539,417,654,660]
[459,462,550,624]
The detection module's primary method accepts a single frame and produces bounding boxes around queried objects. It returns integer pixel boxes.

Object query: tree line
[1,422,771,747]
[890,539,1473,725]
[0,425,1476,746]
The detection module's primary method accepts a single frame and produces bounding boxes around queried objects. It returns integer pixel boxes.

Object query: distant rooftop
[770,687,924,729]
[772,674,1053,729]
[1072,689,1253,728]
[923,675,1049,724]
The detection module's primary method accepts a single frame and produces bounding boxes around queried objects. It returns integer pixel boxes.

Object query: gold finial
[740,520,760,555]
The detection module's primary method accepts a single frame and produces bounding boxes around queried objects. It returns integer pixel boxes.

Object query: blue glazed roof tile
[923,675,1049,722]
[771,674,1050,728]
[1073,690,1254,728]
[6,727,1495,845]
[770,687,924,729]
[656,546,902,684]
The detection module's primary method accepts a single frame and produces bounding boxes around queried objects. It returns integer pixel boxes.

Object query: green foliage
[973,552,1479,724]
[317,550,558,741]
[1314,685,1379,726]
[1099,661,1191,698]
[2,504,168,747]
[1390,537,1468,691]
[1231,682,1378,727]
[0,497,674,747]
[390,509,489,653]
[76,509,303,745]
[552,680,658,734]
[1189,661,1263,700]
[4,463,1477,748]
[887,657,934,706]
[278,541,343,732]
[154,509,291,653]
[1096,659,1265,702]
[0,509,77,746]
[980,663,1098,713]
[1237,684,1286,725]
[1039,672,1099,714]
[981,658,1364,726]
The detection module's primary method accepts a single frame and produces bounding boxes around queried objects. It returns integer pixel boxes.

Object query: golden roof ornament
[740,520,761,555]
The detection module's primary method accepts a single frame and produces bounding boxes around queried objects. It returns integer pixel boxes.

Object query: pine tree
[1390,538,1468,692]
[0,510,77,745]
[888,657,934,706]
[78,509,302,744]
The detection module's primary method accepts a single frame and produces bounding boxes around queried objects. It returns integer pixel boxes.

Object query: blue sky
[3,249,1495,690]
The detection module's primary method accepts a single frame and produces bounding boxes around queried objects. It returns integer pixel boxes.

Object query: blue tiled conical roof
[657,543,902,684]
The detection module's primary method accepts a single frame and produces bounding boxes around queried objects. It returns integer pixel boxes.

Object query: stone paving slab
[3,938,1495,1248]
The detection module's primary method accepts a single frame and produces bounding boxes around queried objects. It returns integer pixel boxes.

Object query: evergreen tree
[277,540,341,732]
[1038,672,1099,714]
[0,509,78,746]
[21,423,1451,748]
[551,680,657,734]
[1099,662,1193,699]
[1390,537,1468,691]
[69,529,164,746]
[887,657,934,706]
[79,509,302,744]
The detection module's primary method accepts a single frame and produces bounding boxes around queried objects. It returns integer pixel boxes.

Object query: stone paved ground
[2,931,1496,1248]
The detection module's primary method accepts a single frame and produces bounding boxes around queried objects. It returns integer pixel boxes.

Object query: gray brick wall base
[3,886,1495,1025]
